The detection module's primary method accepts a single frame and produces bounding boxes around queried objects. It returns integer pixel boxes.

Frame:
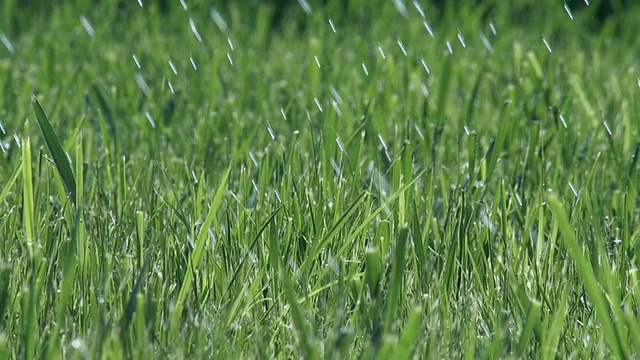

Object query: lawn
[1,0,640,358]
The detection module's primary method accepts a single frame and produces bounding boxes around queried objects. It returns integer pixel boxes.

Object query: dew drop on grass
[361,62,369,76]
[413,0,425,18]
[132,54,141,69]
[79,15,95,39]
[397,39,407,56]
[377,45,386,60]
[564,3,574,20]
[328,17,337,33]
[542,36,552,52]
[210,8,229,34]
[71,339,83,349]
[0,34,14,53]
[457,30,466,48]
[423,21,434,37]
[189,18,203,43]
[168,60,178,75]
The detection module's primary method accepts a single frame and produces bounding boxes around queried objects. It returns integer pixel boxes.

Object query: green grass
[1,0,640,358]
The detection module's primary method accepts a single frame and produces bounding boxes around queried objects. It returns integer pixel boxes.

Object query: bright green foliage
[1,0,640,358]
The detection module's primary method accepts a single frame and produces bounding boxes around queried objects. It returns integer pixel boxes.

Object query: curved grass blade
[31,95,76,205]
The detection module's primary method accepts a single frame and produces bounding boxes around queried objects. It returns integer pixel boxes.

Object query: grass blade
[31,95,76,205]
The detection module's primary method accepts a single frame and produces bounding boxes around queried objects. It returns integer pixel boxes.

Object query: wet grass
[1,0,640,358]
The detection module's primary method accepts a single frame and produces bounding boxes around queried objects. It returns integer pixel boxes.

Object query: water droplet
[602,119,613,136]
[420,58,430,74]
[168,81,175,93]
[227,38,234,50]
[569,181,579,198]
[210,8,229,33]
[393,0,409,17]
[413,0,425,18]
[314,55,321,68]
[249,151,258,166]
[559,113,568,128]
[168,60,178,75]
[446,40,453,54]
[0,34,14,54]
[421,83,429,96]
[145,111,156,128]
[227,52,233,66]
[189,18,203,43]
[413,123,425,140]
[71,339,83,349]
[328,17,337,33]
[314,97,323,112]
[362,62,369,76]
[267,122,276,140]
[79,15,95,39]
[564,3,574,20]
[489,22,497,36]
[134,74,150,95]
[180,0,187,10]
[137,0,143,7]
[297,0,312,14]
[330,158,341,177]
[336,136,345,152]
[331,100,342,117]
[543,36,552,52]
[273,188,282,202]
[330,86,342,103]
[190,56,197,70]
[280,108,287,120]
[457,30,466,48]
[423,21,434,37]
[397,39,407,56]
[480,33,493,53]
[132,54,141,69]
[377,45,386,59]
[584,0,590,5]
[378,133,391,162]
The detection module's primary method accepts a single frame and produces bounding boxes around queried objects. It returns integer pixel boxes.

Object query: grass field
[1,0,640,358]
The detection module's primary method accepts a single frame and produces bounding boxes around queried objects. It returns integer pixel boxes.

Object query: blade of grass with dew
[31,95,76,205]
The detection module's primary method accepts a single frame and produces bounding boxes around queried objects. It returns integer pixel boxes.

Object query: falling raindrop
[602,119,613,136]
[397,39,408,56]
[249,151,258,166]
[413,0,425,18]
[559,113,568,128]
[227,37,234,50]
[267,122,276,140]
[189,18,203,43]
[336,136,345,152]
[314,97,323,112]
[168,81,175,93]
[446,40,453,54]
[584,0,589,5]
[280,108,287,120]
[378,134,392,162]
[564,3,574,20]
[314,55,321,68]
[330,86,342,103]
[211,8,229,33]
[145,111,156,128]
[569,181,579,198]
[134,74,150,95]
[489,22,497,36]
[362,62,369,76]
[137,0,143,7]
[457,30,466,48]
[180,0,187,10]
[79,15,95,39]
[227,52,233,66]
[168,60,178,75]
[328,17,337,33]
[297,0,312,14]
[420,58,430,74]
[423,21,434,37]
[273,188,282,202]
[190,56,197,70]
[480,33,493,53]
[413,123,425,140]
[542,36,552,52]
[132,54,141,69]
[421,83,429,96]
[393,0,409,17]
[331,100,342,117]
[378,45,386,59]
[330,158,341,178]
[0,34,14,53]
